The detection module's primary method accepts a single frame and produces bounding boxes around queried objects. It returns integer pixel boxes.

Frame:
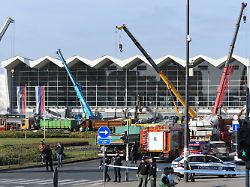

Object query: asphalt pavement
[0,159,247,187]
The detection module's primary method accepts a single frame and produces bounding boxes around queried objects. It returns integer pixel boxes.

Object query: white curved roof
[1,54,249,69]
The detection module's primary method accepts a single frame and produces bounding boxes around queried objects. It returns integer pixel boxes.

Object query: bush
[0,145,40,166]
[0,130,96,139]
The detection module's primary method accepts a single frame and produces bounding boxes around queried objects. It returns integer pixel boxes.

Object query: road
[0,159,247,187]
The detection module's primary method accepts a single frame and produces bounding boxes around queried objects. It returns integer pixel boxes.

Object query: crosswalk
[0,178,103,186]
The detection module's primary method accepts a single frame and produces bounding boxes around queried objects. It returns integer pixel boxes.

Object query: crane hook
[119,43,123,52]
[243,15,247,23]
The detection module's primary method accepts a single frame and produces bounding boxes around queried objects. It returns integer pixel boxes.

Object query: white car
[171,154,236,178]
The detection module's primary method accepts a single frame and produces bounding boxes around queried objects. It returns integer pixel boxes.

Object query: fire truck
[140,125,184,160]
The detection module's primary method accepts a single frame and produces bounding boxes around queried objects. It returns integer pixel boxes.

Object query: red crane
[212,2,247,115]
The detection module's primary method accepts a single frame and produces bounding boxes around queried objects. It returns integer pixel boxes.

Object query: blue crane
[57,49,95,120]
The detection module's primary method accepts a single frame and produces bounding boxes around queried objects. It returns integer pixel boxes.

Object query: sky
[0,0,249,63]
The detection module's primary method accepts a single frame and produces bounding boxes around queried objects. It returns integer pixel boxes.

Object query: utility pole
[246,64,250,187]
[184,0,190,182]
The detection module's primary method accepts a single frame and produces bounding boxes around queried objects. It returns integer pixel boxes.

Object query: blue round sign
[98,126,110,138]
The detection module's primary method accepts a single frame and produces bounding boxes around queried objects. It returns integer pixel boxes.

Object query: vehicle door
[204,155,223,172]
[189,155,206,172]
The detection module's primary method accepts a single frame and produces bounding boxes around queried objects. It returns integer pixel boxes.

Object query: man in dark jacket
[44,144,53,172]
[131,142,139,164]
[113,151,122,182]
[99,154,111,182]
[137,156,150,187]
[149,157,157,187]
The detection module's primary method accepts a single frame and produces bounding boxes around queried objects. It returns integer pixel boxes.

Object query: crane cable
[117,29,123,52]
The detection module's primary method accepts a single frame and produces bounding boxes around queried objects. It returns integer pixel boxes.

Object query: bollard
[53,167,58,187]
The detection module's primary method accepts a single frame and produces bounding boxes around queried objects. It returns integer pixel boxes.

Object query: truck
[92,120,126,130]
[140,125,184,160]
[206,141,229,160]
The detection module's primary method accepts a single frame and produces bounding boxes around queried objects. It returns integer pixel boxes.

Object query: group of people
[99,151,122,182]
[99,151,178,187]
[39,140,64,172]
[137,156,157,187]
[137,156,177,187]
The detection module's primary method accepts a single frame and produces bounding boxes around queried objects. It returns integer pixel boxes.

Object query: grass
[0,136,99,169]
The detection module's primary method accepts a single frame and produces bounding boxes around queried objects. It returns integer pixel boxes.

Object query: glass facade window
[8,58,247,115]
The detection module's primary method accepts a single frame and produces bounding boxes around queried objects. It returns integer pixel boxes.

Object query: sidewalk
[86,177,244,187]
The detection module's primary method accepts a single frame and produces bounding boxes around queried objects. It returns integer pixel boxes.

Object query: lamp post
[10,69,15,114]
[184,0,191,182]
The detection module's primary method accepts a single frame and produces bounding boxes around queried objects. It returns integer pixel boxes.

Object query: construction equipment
[212,2,247,115]
[57,49,95,120]
[140,125,183,159]
[0,17,14,42]
[116,24,196,119]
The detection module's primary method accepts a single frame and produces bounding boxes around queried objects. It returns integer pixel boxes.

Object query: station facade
[0,54,249,118]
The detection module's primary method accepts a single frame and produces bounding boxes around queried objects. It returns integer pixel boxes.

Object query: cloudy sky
[0,0,249,62]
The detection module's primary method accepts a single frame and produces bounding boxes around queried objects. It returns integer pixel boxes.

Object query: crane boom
[116,24,196,118]
[56,49,95,120]
[0,17,14,42]
[212,2,247,115]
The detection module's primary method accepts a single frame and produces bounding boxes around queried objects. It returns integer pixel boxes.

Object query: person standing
[149,157,157,187]
[137,156,150,187]
[44,144,53,172]
[39,140,46,164]
[131,142,139,164]
[99,154,111,182]
[113,151,122,182]
[55,143,64,167]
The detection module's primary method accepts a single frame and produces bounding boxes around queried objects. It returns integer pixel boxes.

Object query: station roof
[1,54,249,70]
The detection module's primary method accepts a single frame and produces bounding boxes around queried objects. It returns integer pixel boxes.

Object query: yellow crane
[116,24,196,118]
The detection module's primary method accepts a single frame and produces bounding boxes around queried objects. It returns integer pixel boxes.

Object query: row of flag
[17,86,45,115]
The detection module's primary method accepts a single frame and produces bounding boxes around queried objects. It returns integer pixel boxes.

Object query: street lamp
[10,69,14,114]
[184,0,190,182]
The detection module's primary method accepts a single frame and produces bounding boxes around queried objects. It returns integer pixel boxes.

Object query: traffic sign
[98,126,110,138]
[232,120,240,132]
[98,138,111,145]
[232,123,240,131]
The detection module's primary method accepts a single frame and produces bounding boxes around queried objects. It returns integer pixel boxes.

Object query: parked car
[171,154,236,178]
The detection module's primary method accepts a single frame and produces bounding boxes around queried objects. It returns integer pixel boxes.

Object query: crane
[0,17,14,42]
[212,2,247,115]
[116,24,196,118]
[56,49,95,120]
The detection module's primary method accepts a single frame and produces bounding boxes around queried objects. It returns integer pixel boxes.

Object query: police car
[171,154,236,178]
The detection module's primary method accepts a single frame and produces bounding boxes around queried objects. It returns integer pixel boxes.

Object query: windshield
[210,143,225,148]
[173,156,183,162]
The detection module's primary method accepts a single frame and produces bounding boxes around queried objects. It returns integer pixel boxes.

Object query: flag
[35,86,45,115]
[17,86,26,114]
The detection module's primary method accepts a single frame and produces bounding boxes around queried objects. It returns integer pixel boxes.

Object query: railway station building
[0,54,248,118]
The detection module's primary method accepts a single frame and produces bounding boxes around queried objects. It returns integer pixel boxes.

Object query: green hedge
[0,130,95,139]
[0,145,40,166]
